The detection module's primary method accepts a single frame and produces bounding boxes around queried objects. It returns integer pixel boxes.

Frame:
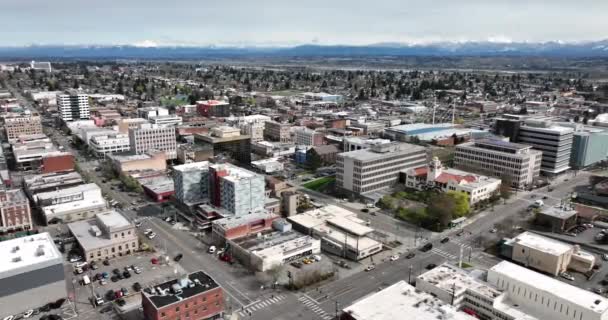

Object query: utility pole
[408,265,413,284]
[335,300,340,319]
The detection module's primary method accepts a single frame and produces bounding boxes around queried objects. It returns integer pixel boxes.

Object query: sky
[1,0,608,47]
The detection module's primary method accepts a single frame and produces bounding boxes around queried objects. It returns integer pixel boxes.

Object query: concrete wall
[512,243,571,276]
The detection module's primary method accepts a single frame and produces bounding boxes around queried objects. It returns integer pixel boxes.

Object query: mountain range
[1,40,608,59]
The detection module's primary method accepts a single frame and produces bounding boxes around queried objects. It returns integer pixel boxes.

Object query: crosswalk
[238,294,286,317]
[430,248,458,259]
[298,295,333,320]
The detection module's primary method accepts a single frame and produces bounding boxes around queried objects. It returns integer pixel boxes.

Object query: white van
[208,246,216,254]
[82,275,91,286]
[533,200,544,207]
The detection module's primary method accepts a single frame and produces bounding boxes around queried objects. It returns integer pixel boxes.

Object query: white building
[34,183,107,224]
[30,61,52,72]
[337,142,427,195]
[148,114,183,127]
[0,233,67,318]
[405,157,501,205]
[129,124,177,160]
[342,280,475,320]
[173,162,210,206]
[488,261,608,320]
[518,119,574,175]
[137,106,169,119]
[88,133,131,157]
[251,158,284,174]
[57,91,90,121]
[343,137,391,151]
[455,139,542,189]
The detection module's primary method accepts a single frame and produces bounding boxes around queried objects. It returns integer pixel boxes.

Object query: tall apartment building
[57,91,90,121]
[337,142,427,195]
[3,114,44,142]
[141,271,224,320]
[88,133,131,157]
[494,116,574,175]
[228,115,271,143]
[454,139,542,189]
[209,163,265,216]
[264,121,291,143]
[0,189,32,232]
[571,131,608,169]
[295,128,324,146]
[129,124,177,160]
[0,233,67,318]
[173,162,210,206]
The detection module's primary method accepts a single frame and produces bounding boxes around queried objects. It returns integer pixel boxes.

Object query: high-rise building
[0,233,67,318]
[337,142,427,195]
[494,116,574,175]
[0,189,32,233]
[57,91,90,121]
[3,113,44,142]
[173,162,210,206]
[209,163,265,216]
[264,121,291,143]
[88,133,131,157]
[194,126,251,164]
[570,131,608,169]
[454,139,542,189]
[129,124,177,160]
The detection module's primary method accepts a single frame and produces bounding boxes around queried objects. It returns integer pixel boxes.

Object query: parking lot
[64,251,186,320]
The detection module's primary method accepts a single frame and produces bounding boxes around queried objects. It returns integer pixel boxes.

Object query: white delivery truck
[82,275,91,286]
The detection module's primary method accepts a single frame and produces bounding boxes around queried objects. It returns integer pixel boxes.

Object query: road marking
[431,248,457,259]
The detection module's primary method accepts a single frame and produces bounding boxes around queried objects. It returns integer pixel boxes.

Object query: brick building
[212,212,279,243]
[0,189,32,233]
[41,153,75,173]
[142,271,224,320]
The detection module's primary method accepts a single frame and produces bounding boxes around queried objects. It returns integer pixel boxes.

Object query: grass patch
[460,262,474,269]
[303,176,335,191]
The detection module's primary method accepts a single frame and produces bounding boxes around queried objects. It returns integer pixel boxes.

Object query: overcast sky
[2,0,608,46]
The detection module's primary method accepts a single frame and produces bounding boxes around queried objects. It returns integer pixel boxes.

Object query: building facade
[0,189,32,233]
[264,121,291,143]
[173,162,210,206]
[571,131,608,169]
[208,163,265,216]
[194,128,252,164]
[454,139,542,189]
[34,183,107,224]
[3,114,44,142]
[337,142,427,195]
[129,124,177,160]
[295,128,324,146]
[57,92,90,121]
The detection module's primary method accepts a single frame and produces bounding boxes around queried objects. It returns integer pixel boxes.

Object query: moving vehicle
[405,252,416,259]
[533,200,544,208]
[420,243,433,252]
[147,232,156,239]
[174,253,183,262]
[208,246,216,254]
[364,264,376,272]
[426,263,437,270]
[312,255,322,262]
[22,310,34,319]
[82,275,91,286]
[440,237,450,243]
[94,293,104,306]
[560,272,575,281]
[389,254,399,261]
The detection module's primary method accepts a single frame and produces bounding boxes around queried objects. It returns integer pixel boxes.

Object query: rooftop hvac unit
[12,246,20,253]
[35,245,45,257]
[12,256,22,262]
[89,226,102,237]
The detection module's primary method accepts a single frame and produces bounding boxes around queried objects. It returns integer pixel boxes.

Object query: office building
[3,113,44,142]
[288,205,382,261]
[454,139,542,189]
[343,137,391,151]
[340,280,475,320]
[23,171,84,196]
[251,158,284,174]
[295,128,324,146]
[307,145,339,166]
[88,133,131,157]
[571,131,608,169]
[196,100,231,117]
[0,189,32,233]
[68,210,139,262]
[208,163,265,216]
[57,91,90,121]
[500,231,595,276]
[337,142,427,195]
[141,271,224,320]
[110,151,167,174]
[212,211,280,242]
[141,177,175,203]
[176,144,214,164]
[252,141,296,158]
[34,183,107,224]
[117,118,148,134]
[12,140,74,172]
[138,106,169,119]
[173,162,210,206]
[227,115,271,142]
[264,121,292,143]
[488,260,608,320]
[0,233,67,318]
[405,157,501,205]
[384,123,479,145]
[194,127,251,164]
[129,124,177,160]
[494,117,574,175]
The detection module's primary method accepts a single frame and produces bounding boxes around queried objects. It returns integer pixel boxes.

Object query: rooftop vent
[12,246,20,253]
[35,245,45,257]
[12,256,22,262]
[595,300,602,305]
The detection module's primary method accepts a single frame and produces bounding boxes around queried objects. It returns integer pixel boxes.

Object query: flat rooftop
[287,205,355,230]
[342,280,475,320]
[96,210,132,231]
[473,138,532,151]
[490,261,608,314]
[417,263,501,300]
[141,177,174,194]
[144,271,220,309]
[338,142,425,162]
[507,231,572,256]
[35,183,100,202]
[0,232,62,279]
[173,161,210,172]
[213,211,278,230]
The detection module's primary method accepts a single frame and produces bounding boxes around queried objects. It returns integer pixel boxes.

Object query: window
[176,306,180,312]
[161,312,166,318]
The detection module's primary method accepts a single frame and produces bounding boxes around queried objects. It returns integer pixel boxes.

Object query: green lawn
[303,176,336,191]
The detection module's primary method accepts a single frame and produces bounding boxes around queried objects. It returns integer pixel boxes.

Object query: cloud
[132,40,158,48]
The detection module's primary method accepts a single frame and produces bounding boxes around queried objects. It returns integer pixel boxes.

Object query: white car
[208,246,216,254]
[389,254,399,261]
[365,265,376,272]
[313,255,322,262]
[560,273,575,281]
[490,228,497,233]
[135,221,142,228]
[23,310,34,318]
[3,315,14,320]
[147,232,156,239]
[143,229,153,235]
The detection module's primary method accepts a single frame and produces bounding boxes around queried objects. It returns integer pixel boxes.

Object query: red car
[220,253,234,264]
[115,290,123,299]
[151,257,159,265]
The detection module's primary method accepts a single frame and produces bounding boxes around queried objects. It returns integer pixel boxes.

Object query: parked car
[406,252,416,259]
[122,271,131,279]
[133,282,142,292]
[135,221,142,228]
[440,237,450,243]
[426,263,437,270]
[112,268,121,275]
[291,262,303,269]
[364,264,376,272]
[147,232,156,239]
[208,246,216,254]
[389,254,400,261]
[602,254,608,261]
[174,253,183,262]
[121,287,129,295]
[103,259,110,266]
[134,266,142,274]
[560,272,575,281]
[420,243,433,252]
[114,291,123,299]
